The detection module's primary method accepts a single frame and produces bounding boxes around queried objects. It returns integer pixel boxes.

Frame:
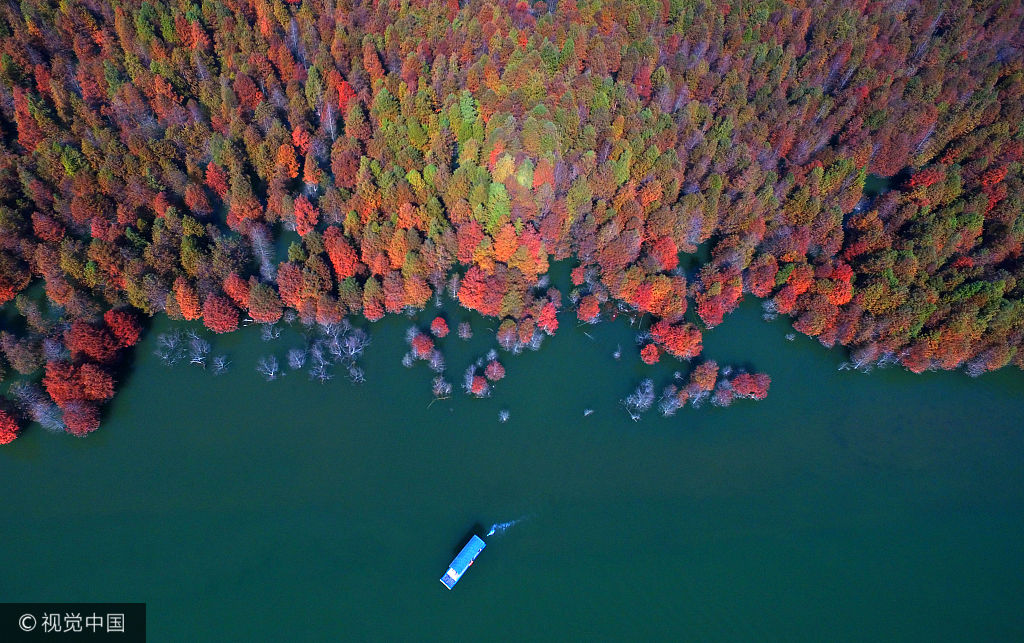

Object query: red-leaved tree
[640,343,661,364]
[731,373,771,400]
[294,196,319,237]
[577,295,600,323]
[650,321,702,360]
[537,302,559,335]
[411,333,434,358]
[63,401,100,437]
[0,409,20,445]
[202,294,240,333]
[66,321,118,364]
[485,360,505,381]
[103,310,142,348]
[430,317,449,338]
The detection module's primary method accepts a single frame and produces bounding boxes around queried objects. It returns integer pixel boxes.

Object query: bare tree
[320,101,336,140]
[347,365,365,384]
[309,362,333,382]
[287,347,307,370]
[187,331,210,367]
[42,336,69,362]
[260,323,282,342]
[624,379,655,421]
[432,376,452,398]
[249,225,277,281]
[10,382,65,432]
[155,331,185,365]
[659,385,681,417]
[256,355,280,381]
[211,355,231,375]
[428,350,445,373]
[341,328,370,359]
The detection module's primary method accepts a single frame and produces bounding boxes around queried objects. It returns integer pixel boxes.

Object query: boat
[440,534,486,589]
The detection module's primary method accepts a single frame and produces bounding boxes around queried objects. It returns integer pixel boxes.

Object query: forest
[0,0,1022,442]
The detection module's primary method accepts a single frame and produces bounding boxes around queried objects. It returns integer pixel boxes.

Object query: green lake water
[2,294,1023,641]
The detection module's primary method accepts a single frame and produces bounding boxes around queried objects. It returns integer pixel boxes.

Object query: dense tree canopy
[0,0,1022,440]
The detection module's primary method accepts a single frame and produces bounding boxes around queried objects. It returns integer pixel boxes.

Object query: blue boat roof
[450,535,486,573]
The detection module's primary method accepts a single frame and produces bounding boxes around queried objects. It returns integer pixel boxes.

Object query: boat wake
[486,517,526,537]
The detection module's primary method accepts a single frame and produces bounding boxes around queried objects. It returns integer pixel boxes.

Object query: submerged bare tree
[256,355,280,381]
[247,315,373,385]
[527,331,544,351]
[689,389,710,409]
[497,329,517,351]
[462,365,477,393]
[42,336,69,362]
[187,331,210,367]
[432,376,452,399]
[427,350,445,373]
[711,380,735,407]
[260,323,282,342]
[287,347,307,370]
[849,343,881,372]
[211,355,231,375]
[659,385,681,417]
[624,379,656,421]
[309,362,333,382]
[347,365,365,384]
[155,330,186,365]
[250,224,277,282]
[10,382,65,432]
[341,328,370,359]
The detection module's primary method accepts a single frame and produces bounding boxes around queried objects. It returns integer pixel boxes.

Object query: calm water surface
[2,295,1023,641]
